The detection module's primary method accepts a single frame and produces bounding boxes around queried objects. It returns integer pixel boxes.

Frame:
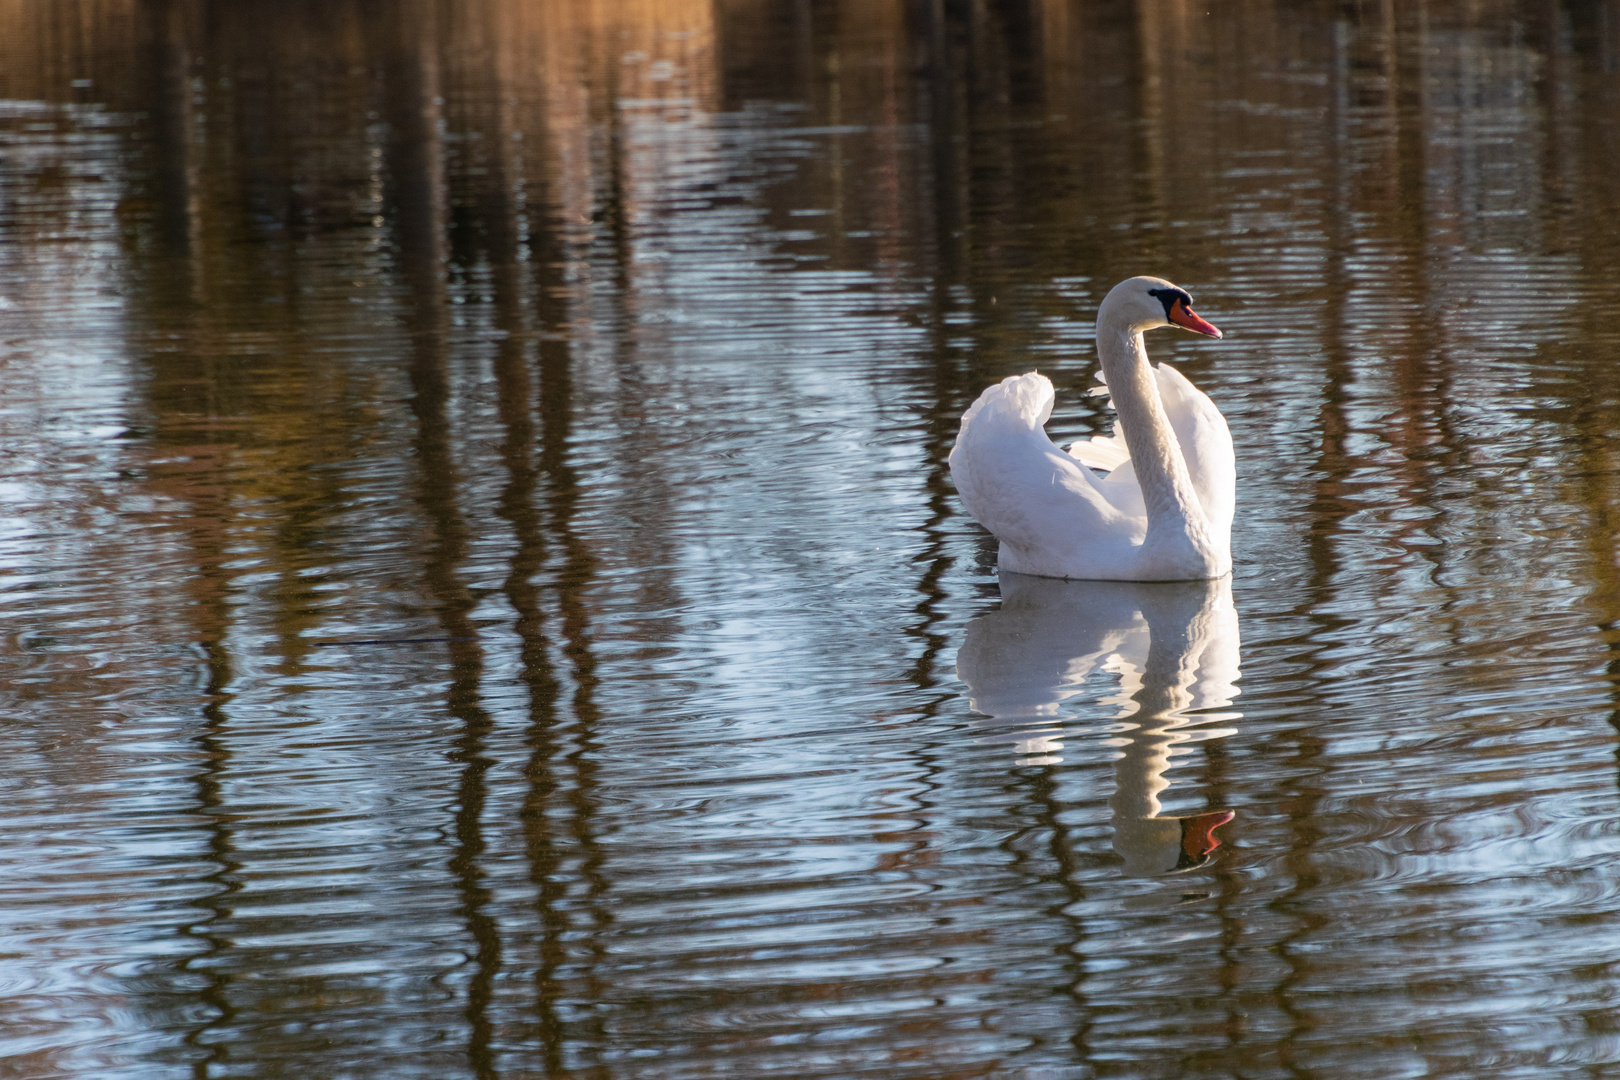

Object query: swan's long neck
[1096,314,1214,556]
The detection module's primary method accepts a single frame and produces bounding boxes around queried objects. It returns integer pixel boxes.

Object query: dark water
[4,1,1620,1077]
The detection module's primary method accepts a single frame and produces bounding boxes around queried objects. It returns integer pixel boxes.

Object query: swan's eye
[1146,287,1189,322]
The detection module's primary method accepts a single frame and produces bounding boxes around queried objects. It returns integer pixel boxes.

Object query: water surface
[4,2,1620,1077]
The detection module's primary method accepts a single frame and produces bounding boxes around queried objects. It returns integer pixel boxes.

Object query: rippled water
[4,2,1620,1077]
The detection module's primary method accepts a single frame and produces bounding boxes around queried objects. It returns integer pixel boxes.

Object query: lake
[4,1,1620,1077]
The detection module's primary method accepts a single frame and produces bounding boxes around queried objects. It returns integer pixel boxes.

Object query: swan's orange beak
[1176,809,1235,870]
[1169,300,1222,339]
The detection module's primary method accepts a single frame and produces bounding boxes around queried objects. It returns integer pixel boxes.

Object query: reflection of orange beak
[1168,300,1222,338]
[1177,810,1235,869]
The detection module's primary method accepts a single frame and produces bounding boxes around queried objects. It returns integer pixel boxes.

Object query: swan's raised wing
[1151,364,1235,548]
[949,373,1146,579]
[1059,380,1146,519]
[1066,367,1234,545]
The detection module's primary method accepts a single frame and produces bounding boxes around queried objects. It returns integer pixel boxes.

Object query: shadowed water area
[4,1,1620,1076]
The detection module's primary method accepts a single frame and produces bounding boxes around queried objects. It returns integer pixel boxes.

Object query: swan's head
[1101,275,1222,339]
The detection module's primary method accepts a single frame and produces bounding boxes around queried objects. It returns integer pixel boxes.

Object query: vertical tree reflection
[379,4,501,1073]
[1565,0,1620,787]
[530,305,613,1079]
[180,616,243,1076]
[126,9,235,1054]
[459,9,586,1074]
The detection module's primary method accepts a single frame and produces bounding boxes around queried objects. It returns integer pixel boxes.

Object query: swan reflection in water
[957,574,1241,876]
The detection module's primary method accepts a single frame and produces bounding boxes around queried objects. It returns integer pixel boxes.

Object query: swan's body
[949,276,1234,581]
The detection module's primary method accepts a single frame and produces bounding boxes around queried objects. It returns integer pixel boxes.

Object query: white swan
[949,276,1234,581]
